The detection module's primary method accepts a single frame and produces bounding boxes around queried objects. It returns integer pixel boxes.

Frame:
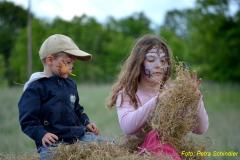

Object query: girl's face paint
[142,48,169,84]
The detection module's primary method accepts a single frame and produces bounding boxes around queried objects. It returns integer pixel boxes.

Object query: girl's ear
[45,55,54,65]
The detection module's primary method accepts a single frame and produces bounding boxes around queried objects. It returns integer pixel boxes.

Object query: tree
[0,1,28,85]
[160,0,240,82]
[9,18,48,84]
[107,12,153,38]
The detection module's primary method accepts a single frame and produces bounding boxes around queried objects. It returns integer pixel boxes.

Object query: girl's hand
[86,123,99,135]
[42,133,58,147]
[191,72,201,88]
[156,90,168,104]
[191,72,202,98]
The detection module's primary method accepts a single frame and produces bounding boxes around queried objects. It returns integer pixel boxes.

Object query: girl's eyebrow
[148,48,158,52]
[159,52,165,58]
[146,52,158,55]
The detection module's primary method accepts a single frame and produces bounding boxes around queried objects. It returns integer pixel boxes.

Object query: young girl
[107,35,209,159]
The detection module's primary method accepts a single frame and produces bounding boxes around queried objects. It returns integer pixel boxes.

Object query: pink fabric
[138,130,181,160]
[116,90,158,135]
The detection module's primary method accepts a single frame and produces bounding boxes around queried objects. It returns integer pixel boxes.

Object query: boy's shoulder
[26,76,77,92]
[26,77,49,89]
[66,77,76,84]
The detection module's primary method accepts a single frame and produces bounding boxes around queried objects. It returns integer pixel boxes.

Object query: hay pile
[52,142,172,160]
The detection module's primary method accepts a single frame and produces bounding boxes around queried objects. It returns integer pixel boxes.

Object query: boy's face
[142,48,169,84]
[45,53,77,78]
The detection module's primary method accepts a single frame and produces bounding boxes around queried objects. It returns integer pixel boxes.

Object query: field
[0,82,239,159]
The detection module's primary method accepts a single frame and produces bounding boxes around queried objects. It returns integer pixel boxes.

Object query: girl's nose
[154,60,161,69]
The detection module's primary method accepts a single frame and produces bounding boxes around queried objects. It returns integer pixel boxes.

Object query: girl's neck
[138,78,159,94]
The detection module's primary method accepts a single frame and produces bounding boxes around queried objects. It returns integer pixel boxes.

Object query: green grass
[0,82,239,159]
[201,82,240,152]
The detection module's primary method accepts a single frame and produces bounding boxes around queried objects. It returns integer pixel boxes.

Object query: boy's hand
[42,133,58,147]
[86,123,99,135]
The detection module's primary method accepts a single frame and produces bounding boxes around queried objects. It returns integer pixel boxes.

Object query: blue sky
[7,0,196,25]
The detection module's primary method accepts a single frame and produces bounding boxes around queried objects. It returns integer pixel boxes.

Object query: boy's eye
[63,59,73,65]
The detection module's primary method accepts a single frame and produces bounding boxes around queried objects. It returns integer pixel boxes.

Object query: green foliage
[0,54,7,86]
[2,0,240,83]
[9,18,47,84]
[107,12,153,38]
[160,0,240,82]
[0,1,28,85]
[0,1,27,59]
[8,11,152,83]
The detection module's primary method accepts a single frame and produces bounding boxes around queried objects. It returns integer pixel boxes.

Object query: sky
[6,0,197,25]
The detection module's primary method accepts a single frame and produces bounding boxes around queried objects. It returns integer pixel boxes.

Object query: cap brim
[64,49,92,61]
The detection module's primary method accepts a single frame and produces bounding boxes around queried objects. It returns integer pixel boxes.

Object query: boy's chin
[60,74,69,78]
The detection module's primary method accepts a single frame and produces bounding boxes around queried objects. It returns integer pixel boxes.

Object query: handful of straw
[149,63,200,149]
[144,63,209,160]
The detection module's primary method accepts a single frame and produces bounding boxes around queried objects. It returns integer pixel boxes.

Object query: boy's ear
[45,55,54,65]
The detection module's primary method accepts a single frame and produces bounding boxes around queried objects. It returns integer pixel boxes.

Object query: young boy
[18,34,101,159]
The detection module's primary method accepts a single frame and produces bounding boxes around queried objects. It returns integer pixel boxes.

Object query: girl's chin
[146,78,161,84]
[151,76,164,84]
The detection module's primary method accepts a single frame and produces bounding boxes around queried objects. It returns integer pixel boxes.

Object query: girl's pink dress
[138,130,181,160]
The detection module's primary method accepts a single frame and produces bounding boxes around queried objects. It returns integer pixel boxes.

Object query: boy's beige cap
[39,34,92,61]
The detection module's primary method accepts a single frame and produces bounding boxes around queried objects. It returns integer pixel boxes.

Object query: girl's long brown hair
[107,35,172,109]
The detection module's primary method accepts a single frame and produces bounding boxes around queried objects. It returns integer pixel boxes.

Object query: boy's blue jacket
[18,75,90,149]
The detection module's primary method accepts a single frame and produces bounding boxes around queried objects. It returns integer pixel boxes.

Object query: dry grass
[1,142,173,160]
[149,63,208,160]
[150,64,199,148]
[51,141,172,160]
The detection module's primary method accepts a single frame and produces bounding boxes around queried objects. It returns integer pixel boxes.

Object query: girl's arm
[116,92,157,135]
[193,95,209,134]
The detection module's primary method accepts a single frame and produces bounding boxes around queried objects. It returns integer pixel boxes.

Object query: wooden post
[27,0,32,77]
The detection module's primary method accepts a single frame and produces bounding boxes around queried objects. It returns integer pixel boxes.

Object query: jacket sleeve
[116,92,157,135]
[74,92,90,126]
[18,84,47,145]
